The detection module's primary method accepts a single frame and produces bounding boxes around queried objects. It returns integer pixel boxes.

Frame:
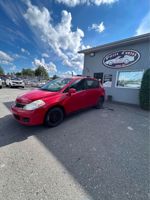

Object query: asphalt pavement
[0,88,149,200]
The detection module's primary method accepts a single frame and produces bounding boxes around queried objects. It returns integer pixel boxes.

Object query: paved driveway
[0,88,149,200]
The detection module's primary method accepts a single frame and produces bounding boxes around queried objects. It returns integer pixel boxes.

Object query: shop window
[116,71,144,89]
[94,73,103,81]
[103,74,112,87]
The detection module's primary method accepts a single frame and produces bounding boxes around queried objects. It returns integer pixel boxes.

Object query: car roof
[51,76,98,81]
[71,76,98,81]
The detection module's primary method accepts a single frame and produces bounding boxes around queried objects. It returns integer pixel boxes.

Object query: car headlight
[23,100,45,111]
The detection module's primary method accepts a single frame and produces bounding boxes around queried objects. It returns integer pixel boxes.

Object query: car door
[63,79,87,113]
[84,79,100,107]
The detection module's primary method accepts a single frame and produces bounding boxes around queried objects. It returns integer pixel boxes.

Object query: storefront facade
[79,33,150,105]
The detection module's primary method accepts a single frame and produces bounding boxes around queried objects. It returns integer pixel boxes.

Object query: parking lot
[0,88,149,200]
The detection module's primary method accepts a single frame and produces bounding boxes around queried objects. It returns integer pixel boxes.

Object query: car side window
[64,79,86,93]
[86,79,99,89]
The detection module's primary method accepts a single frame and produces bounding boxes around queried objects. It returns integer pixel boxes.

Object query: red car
[11,77,105,127]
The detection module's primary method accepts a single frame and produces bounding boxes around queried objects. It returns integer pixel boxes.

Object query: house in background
[79,33,150,105]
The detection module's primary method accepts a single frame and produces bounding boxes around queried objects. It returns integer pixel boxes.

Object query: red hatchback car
[11,77,105,127]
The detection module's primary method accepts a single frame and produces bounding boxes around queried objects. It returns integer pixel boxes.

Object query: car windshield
[11,78,20,80]
[40,78,72,92]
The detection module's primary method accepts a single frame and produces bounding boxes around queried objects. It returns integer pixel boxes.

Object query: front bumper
[11,83,24,87]
[11,104,45,126]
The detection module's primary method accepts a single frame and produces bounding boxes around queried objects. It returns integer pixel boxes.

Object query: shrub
[139,69,150,110]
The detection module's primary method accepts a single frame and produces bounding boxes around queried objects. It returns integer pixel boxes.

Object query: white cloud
[0,0,25,25]
[64,70,77,75]
[10,65,16,71]
[21,48,30,55]
[33,58,45,68]
[57,70,77,77]
[56,0,118,7]
[21,48,25,53]
[23,1,88,70]
[14,54,20,59]
[48,62,57,73]
[136,12,150,35]
[33,58,57,73]
[89,22,105,33]
[42,53,49,58]
[0,50,14,64]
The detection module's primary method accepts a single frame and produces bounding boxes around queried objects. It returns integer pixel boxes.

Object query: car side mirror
[68,88,76,95]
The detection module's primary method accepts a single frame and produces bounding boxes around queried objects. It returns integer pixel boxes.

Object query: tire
[45,107,64,127]
[0,85,2,89]
[95,96,104,109]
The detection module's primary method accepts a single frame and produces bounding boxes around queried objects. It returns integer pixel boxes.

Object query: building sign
[102,50,140,68]
[103,74,112,87]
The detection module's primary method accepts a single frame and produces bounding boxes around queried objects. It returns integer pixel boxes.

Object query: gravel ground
[0,88,149,200]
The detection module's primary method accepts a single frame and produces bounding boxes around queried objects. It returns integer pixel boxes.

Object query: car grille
[13,82,22,84]
[15,102,25,108]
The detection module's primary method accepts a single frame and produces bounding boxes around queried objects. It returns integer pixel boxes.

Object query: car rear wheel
[0,85,2,89]
[45,107,64,127]
[95,96,104,109]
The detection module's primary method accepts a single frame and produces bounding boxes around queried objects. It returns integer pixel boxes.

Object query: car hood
[11,80,23,82]
[16,89,59,104]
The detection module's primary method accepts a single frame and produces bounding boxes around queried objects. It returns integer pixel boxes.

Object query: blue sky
[0,0,149,76]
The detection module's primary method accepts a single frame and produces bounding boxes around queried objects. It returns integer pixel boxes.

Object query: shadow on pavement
[0,102,96,148]
[0,114,45,147]
[0,101,149,200]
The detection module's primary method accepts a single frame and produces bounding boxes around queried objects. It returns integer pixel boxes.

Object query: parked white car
[106,55,135,65]
[0,78,2,89]
[6,78,25,88]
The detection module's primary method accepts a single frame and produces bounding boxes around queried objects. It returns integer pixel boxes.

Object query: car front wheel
[45,107,64,127]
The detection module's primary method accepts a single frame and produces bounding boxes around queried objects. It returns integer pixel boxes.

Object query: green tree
[15,72,22,77]
[139,69,150,110]
[22,68,35,77]
[0,66,4,75]
[35,66,49,80]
